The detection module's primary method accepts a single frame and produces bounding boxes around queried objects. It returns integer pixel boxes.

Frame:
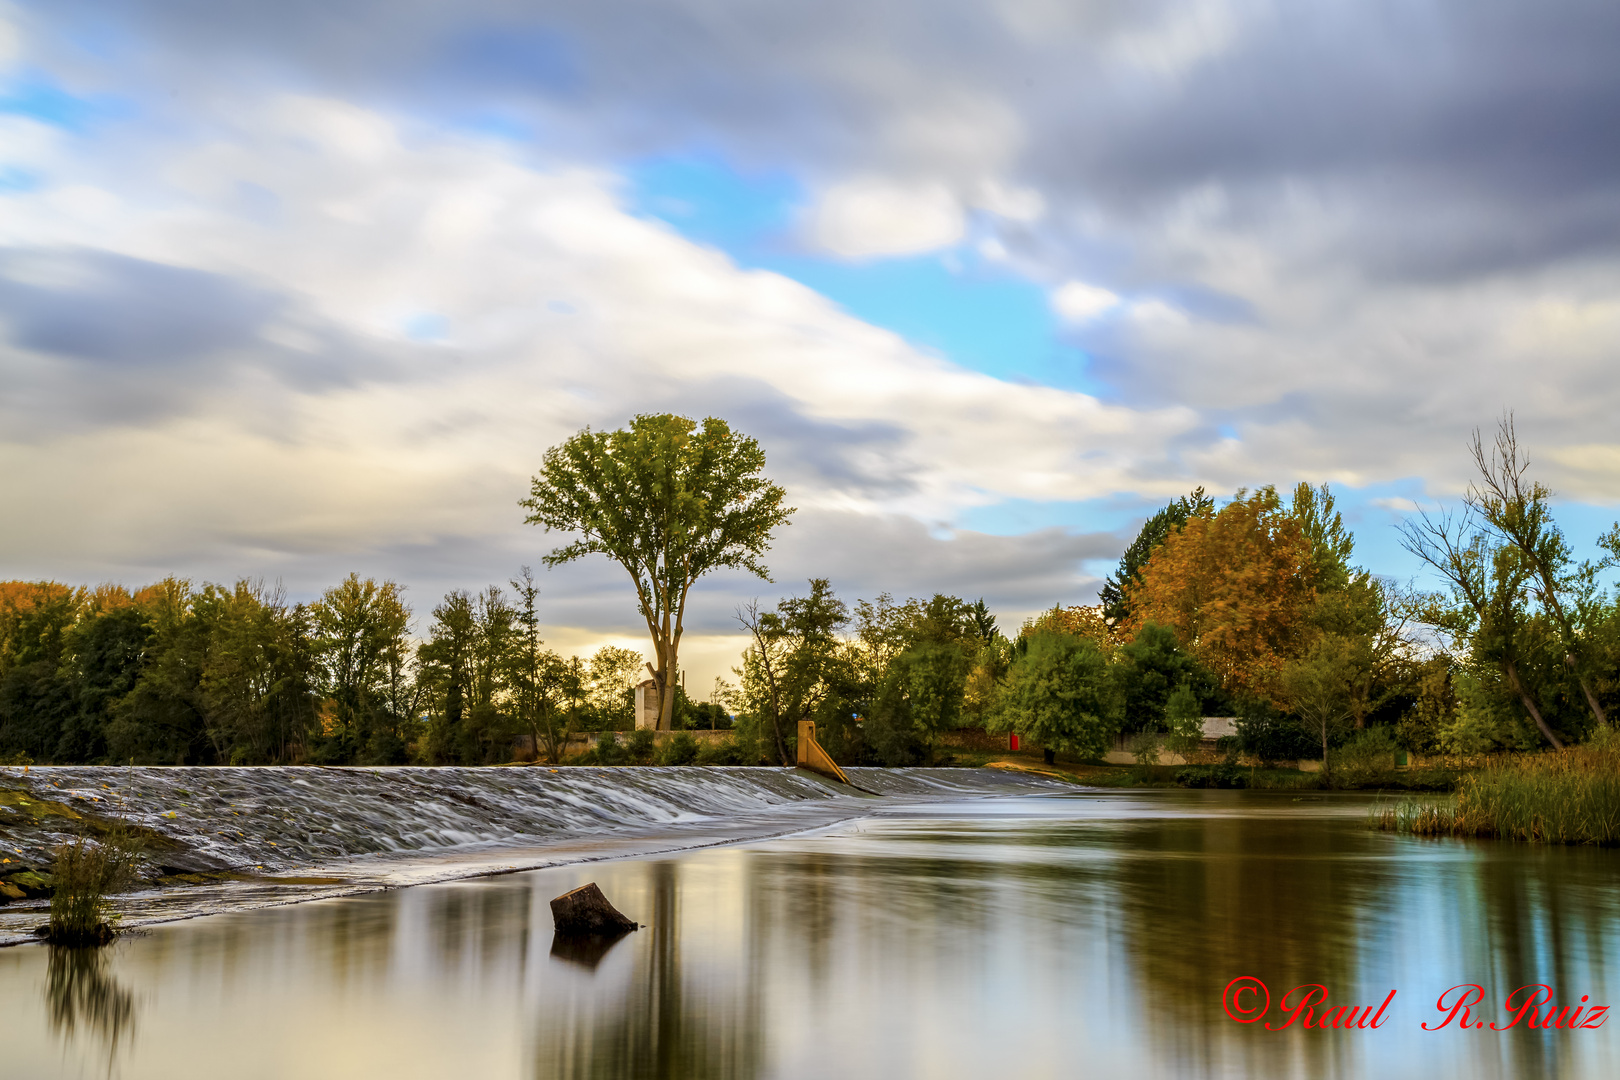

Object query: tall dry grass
[48,832,140,946]
[1370,738,1620,846]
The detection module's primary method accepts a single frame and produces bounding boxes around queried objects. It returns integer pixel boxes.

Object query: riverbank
[0,765,1070,946]
[947,746,1461,791]
[1371,740,1620,846]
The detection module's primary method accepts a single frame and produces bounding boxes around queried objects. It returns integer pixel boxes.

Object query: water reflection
[527,860,764,1080]
[45,945,139,1075]
[548,930,631,970]
[3,792,1620,1079]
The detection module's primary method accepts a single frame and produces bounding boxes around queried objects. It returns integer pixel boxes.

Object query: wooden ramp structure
[796,720,852,786]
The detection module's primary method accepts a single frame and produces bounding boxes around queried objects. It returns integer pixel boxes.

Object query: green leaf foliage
[994,631,1123,760]
[521,414,793,730]
[1117,621,1224,732]
[1099,488,1214,625]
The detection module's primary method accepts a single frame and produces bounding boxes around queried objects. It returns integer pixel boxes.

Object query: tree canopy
[1099,487,1215,625]
[521,414,793,730]
[1125,487,1320,699]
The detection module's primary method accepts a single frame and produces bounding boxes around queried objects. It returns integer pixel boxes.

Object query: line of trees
[8,416,1613,771]
[732,451,1620,770]
[726,485,1379,767]
[0,569,724,767]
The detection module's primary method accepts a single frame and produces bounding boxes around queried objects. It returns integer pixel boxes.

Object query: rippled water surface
[4,788,1619,1079]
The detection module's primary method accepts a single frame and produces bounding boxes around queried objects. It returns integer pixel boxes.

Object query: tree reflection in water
[8,793,1619,1080]
[45,945,138,1076]
[529,860,763,1080]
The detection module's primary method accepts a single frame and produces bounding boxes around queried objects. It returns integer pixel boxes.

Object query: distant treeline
[6,443,1617,771]
[732,476,1620,770]
[0,570,725,767]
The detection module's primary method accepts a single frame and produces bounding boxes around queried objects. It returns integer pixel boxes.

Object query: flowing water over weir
[0,765,1065,945]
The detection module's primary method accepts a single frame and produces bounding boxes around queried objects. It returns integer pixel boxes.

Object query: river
[3,787,1618,1078]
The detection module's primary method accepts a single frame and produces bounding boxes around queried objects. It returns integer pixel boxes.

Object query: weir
[0,765,1065,878]
[0,765,1069,946]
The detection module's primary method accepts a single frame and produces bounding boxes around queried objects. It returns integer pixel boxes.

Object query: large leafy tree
[1099,488,1215,625]
[309,574,414,762]
[1400,507,1568,749]
[737,578,852,763]
[522,414,793,731]
[1126,487,1319,700]
[415,591,478,762]
[993,631,1122,763]
[851,592,976,764]
[1116,621,1222,732]
[1279,635,1359,765]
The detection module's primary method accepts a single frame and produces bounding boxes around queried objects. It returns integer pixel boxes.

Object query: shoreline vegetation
[1370,737,1620,846]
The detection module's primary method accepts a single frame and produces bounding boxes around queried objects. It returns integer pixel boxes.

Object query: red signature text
[1222,977,1395,1030]
[1423,984,1609,1031]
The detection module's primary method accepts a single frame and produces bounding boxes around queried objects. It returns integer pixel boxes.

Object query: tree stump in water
[550,883,640,936]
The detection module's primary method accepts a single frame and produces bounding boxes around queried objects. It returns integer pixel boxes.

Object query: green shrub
[696,737,747,766]
[1175,761,1248,789]
[660,732,699,766]
[594,731,626,765]
[1334,726,1400,778]
[626,728,656,763]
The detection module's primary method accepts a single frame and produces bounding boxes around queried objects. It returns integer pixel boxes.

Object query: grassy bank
[1371,741,1620,846]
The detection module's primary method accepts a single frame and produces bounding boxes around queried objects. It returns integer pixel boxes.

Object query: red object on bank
[1010,733,1021,751]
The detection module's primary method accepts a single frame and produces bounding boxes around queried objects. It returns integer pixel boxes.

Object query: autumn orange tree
[1125,487,1321,701]
[1022,603,1121,653]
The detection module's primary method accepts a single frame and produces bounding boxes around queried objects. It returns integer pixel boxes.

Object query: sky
[2,1,1619,690]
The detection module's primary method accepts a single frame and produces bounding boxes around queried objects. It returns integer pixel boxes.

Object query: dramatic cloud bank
[2,0,1618,681]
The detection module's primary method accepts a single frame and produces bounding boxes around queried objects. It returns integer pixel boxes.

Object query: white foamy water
[0,765,1067,943]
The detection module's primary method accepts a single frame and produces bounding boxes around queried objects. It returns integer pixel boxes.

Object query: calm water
[4,789,1619,1079]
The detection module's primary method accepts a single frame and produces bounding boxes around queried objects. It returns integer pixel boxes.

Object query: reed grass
[1370,739,1620,846]
[48,833,140,946]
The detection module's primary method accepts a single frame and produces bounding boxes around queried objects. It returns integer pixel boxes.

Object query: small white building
[634,679,661,731]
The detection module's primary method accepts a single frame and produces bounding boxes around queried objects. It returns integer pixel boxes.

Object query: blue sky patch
[0,72,131,131]
[629,154,1100,393]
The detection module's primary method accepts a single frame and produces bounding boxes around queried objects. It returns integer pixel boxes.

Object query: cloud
[806,178,965,258]
[1051,280,1119,323]
[6,0,1620,639]
[0,248,280,367]
[0,96,1190,623]
[1546,444,1620,503]
[975,180,1044,223]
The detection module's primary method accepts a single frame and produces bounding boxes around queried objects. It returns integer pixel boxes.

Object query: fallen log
[550,882,640,936]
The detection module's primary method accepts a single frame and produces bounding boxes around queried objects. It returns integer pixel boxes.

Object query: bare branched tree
[736,600,789,765]
[1467,414,1608,729]
[1398,504,1564,749]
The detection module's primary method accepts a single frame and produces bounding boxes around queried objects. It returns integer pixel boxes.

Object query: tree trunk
[1504,660,1564,750]
[1570,654,1610,729]
[550,883,639,936]
[1043,747,1055,766]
